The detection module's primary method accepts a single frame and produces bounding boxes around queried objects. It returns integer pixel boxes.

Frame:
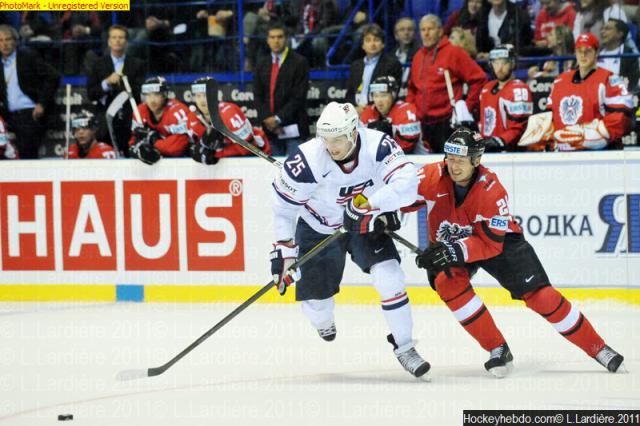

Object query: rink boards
[0,151,638,305]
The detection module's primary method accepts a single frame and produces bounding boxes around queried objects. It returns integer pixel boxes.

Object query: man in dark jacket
[86,24,145,155]
[598,19,639,92]
[346,23,402,114]
[0,24,60,159]
[253,21,310,155]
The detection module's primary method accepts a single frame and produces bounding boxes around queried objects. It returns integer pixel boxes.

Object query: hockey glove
[190,142,218,165]
[133,125,151,141]
[415,241,465,273]
[367,118,393,137]
[270,241,300,296]
[343,197,380,234]
[129,139,161,165]
[371,211,402,239]
[484,136,505,152]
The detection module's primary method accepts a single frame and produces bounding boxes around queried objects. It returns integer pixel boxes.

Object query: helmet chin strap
[335,130,358,161]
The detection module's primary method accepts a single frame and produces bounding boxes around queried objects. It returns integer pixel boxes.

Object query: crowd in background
[0,0,639,160]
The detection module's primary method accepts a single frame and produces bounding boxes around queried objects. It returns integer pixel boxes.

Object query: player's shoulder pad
[373,131,403,162]
[283,143,317,184]
[167,99,188,114]
[476,165,505,194]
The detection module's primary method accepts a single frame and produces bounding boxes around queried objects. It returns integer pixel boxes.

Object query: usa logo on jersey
[559,95,583,125]
[436,220,472,243]
[483,107,496,136]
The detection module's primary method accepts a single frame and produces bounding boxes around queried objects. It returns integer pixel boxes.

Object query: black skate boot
[387,334,431,380]
[484,343,514,378]
[595,345,626,373]
[317,322,337,341]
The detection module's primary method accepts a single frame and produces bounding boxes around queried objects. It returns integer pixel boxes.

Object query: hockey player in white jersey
[270,102,430,378]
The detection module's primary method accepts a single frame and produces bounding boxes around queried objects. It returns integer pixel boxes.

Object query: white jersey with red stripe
[272,127,417,241]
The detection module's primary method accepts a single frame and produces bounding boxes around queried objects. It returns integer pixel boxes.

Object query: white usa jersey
[272,127,418,240]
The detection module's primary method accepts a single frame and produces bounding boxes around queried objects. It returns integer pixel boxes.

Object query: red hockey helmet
[218,102,254,142]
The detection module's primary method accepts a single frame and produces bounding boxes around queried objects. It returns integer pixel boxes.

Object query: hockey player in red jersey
[548,32,633,150]
[0,115,18,160]
[410,128,625,377]
[188,77,271,164]
[129,76,197,164]
[479,45,533,152]
[359,75,421,153]
[68,113,116,159]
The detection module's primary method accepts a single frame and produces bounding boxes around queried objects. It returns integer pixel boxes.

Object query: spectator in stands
[346,23,402,113]
[253,21,310,155]
[188,77,271,164]
[67,112,116,159]
[443,0,486,39]
[407,14,487,153]
[127,8,179,73]
[87,24,145,156]
[534,0,577,46]
[476,0,533,56]
[393,17,420,91]
[599,19,639,91]
[0,114,18,159]
[188,8,235,72]
[359,75,421,153]
[128,76,194,164]
[0,24,60,159]
[60,12,104,75]
[293,0,341,68]
[449,26,478,57]
[528,25,575,78]
[546,32,633,150]
[479,45,533,152]
[573,0,607,42]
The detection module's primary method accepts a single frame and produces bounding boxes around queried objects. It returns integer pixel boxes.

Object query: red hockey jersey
[360,100,421,153]
[129,99,198,156]
[413,161,522,263]
[68,141,116,159]
[479,79,533,148]
[548,68,633,141]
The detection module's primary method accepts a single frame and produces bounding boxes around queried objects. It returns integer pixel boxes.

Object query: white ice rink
[1,300,639,425]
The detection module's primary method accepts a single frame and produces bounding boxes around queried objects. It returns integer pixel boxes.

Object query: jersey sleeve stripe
[383,162,412,183]
[272,183,307,206]
[481,221,506,243]
[604,95,633,109]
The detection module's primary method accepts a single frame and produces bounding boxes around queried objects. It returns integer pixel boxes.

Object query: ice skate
[595,345,626,373]
[484,343,514,378]
[317,322,337,341]
[387,334,431,379]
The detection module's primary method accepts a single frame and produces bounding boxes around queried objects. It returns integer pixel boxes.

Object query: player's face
[0,31,17,58]
[108,28,127,56]
[394,19,415,46]
[373,92,394,116]
[575,46,597,70]
[446,154,478,186]
[491,59,513,81]
[362,34,384,57]
[194,92,208,115]
[144,92,166,114]
[322,133,353,161]
[267,29,286,54]
[74,127,94,146]
[420,20,443,49]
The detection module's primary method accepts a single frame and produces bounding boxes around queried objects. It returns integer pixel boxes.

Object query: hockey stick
[64,84,71,159]
[116,227,346,381]
[105,91,129,159]
[121,75,143,125]
[205,78,283,167]
[444,70,457,127]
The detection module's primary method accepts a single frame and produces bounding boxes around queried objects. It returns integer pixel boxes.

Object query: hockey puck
[57,414,73,421]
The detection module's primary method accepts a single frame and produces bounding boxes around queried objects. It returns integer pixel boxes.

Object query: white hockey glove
[452,100,474,126]
[553,119,610,151]
[518,112,554,146]
[269,241,300,296]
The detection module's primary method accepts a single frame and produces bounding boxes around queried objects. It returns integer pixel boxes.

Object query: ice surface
[0,301,638,425]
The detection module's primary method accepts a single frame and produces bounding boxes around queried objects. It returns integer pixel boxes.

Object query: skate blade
[488,361,514,379]
[416,370,431,382]
[613,362,629,374]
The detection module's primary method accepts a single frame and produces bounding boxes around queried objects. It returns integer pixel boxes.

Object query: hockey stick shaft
[118,228,346,380]
[64,84,71,160]
[444,69,457,126]
[122,75,143,125]
[205,78,283,167]
[387,231,422,255]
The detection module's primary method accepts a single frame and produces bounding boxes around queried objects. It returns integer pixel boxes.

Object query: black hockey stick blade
[116,228,346,381]
[205,78,282,167]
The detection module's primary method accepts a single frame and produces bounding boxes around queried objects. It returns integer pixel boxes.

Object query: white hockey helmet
[316,102,359,159]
